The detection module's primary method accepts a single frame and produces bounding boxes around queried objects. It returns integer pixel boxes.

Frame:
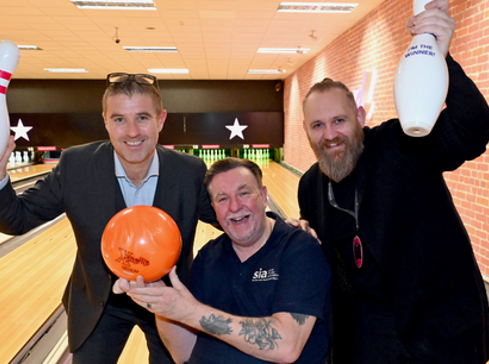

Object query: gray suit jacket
[0,141,216,352]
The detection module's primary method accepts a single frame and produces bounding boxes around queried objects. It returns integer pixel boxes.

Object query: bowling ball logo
[101,205,181,282]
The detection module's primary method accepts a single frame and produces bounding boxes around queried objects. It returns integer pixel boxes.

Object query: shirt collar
[114,151,159,183]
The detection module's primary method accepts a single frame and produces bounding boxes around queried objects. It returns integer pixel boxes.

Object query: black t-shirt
[186,212,331,364]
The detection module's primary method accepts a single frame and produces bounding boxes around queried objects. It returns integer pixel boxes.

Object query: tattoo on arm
[200,314,233,336]
[239,318,282,350]
[290,313,310,326]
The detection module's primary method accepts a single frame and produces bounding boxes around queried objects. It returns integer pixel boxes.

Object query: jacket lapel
[153,147,178,214]
[92,142,121,226]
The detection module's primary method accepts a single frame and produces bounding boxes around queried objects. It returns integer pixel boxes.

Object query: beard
[308,123,365,182]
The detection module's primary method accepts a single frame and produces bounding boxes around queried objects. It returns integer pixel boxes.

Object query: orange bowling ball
[101,205,181,282]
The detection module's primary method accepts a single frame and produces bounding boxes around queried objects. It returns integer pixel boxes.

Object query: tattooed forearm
[200,314,233,336]
[290,313,310,326]
[239,318,282,350]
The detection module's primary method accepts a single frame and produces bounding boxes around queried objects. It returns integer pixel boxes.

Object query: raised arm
[406,0,455,57]
[404,0,489,168]
[0,135,15,182]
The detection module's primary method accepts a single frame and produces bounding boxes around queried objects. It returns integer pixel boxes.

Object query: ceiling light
[258,47,310,54]
[148,69,189,74]
[18,45,42,50]
[44,68,88,73]
[70,0,157,10]
[124,46,177,52]
[277,2,358,13]
[248,69,286,74]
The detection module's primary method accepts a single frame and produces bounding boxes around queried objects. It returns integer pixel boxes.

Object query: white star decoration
[225,118,248,140]
[10,119,33,141]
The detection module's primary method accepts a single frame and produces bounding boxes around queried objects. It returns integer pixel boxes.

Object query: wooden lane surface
[118,161,301,363]
[0,217,76,363]
[261,160,301,219]
[8,163,56,183]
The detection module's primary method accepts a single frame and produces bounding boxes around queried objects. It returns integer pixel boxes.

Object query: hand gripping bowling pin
[0,41,20,156]
[393,0,449,137]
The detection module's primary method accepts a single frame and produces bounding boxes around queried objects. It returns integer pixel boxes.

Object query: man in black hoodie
[292,0,489,362]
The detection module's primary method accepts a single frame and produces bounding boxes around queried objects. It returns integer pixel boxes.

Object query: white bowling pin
[0,41,20,156]
[393,0,448,137]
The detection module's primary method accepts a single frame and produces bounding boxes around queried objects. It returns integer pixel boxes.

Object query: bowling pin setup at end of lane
[393,0,449,137]
[0,41,20,157]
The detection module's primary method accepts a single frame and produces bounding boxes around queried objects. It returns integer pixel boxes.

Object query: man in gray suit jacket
[0,73,217,364]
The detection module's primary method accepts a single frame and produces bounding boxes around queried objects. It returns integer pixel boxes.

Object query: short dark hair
[102,81,164,116]
[204,157,263,194]
[303,77,357,112]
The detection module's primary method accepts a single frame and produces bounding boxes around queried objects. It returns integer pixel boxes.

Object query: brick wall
[283,0,489,277]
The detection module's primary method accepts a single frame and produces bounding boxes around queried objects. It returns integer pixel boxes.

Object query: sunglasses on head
[106,73,160,90]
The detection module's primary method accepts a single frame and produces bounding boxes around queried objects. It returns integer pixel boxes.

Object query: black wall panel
[7,79,284,150]
[11,111,283,149]
[7,79,283,113]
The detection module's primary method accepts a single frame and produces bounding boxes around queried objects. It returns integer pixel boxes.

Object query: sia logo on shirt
[252,268,279,282]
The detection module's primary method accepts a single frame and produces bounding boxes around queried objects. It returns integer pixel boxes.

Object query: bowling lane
[261,160,300,219]
[0,217,76,363]
[7,162,56,183]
